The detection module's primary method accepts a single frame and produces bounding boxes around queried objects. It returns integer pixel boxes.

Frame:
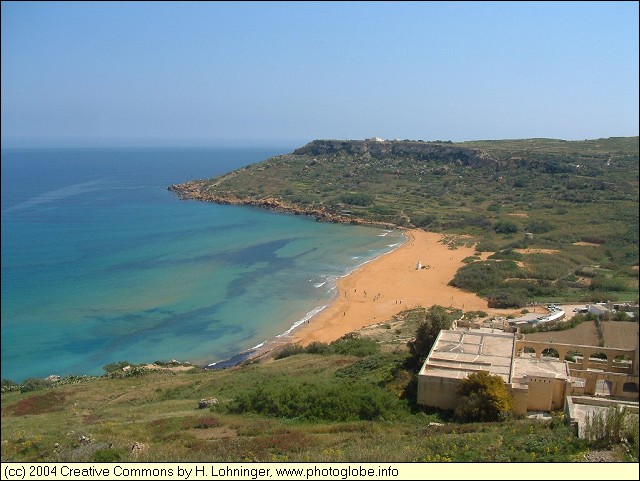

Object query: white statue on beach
[416,260,422,270]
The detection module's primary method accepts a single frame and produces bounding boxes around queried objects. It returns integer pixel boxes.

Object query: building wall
[525,377,554,411]
[417,374,460,410]
[551,379,568,411]
[509,384,529,416]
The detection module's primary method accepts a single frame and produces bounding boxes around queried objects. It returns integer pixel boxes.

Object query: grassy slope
[3,309,638,463]
[1,354,590,463]
[179,137,639,305]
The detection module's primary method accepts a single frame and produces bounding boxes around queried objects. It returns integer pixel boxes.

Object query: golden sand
[288,229,515,346]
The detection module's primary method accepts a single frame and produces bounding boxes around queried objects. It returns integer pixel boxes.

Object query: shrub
[589,275,630,292]
[273,344,305,360]
[102,361,131,374]
[583,406,636,447]
[454,372,513,422]
[335,353,405,386]
[449,261,520,293]
[304,341,331,354]
[227,379,402,422]
[488,249,522,261]
[487,290,527,308]
[526,254,574,280]
[464,310,488,319]
[475,241,499,252]
[20,378,51,393]
[494,220,519,234]
[92,448,125,463]
[1,379,19,393]
[329,334,380,357]
[412,213,438,228]
[612,310,632,322]
[525,219,554,233]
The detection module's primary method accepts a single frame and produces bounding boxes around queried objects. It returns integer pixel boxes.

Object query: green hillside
[0,309,600,462]
[3,307,638,463]
[170,137,639,307]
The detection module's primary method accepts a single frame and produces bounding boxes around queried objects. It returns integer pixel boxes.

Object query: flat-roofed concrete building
[417,327,638,415]
[510,355,571,413]
[417,328,569,415]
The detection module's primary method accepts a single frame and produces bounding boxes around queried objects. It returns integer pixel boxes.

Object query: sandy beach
[282,228,515,347]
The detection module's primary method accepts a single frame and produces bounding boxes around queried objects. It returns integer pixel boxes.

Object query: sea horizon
[1,146,405,382]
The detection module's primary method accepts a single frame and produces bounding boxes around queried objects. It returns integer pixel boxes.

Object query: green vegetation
[493,219,519,234]
[454,372,514,423]
[274,333,380,360]
[0,352,590,463]
[520,313,594,335]
[407,305,459,369]
[583,406,639,455]
[2,305,634,463]
[227,377,403,422]
[172,137,638,305]
[416,417,585,462]
[102,361,132,373]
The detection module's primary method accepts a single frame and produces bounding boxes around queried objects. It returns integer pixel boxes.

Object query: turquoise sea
[1,147,405,382]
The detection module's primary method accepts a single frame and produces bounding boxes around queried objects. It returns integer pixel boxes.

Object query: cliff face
[292,139,495,167]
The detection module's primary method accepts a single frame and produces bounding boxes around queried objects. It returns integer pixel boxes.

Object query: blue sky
[1,1,638,147]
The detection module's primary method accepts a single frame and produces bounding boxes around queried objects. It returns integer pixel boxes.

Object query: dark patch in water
[204,349,257,370]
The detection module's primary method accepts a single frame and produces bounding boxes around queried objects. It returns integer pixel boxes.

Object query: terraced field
[524,321,599,346]
[601,321,639,350]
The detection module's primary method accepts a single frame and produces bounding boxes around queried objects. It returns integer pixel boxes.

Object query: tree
[454,371,514,422]
[407,305,453,369]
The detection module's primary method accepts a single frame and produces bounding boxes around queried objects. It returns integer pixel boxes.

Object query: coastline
[238,228,512,365]
[205,228,406,368]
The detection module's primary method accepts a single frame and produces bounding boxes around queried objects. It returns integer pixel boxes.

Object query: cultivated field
[601,321,639,350]
[524,321,599,346]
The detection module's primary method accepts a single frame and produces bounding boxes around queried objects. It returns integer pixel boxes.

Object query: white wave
[251,341,265,350]
[314,280,327,288]
[338,236,408,280]
[275,305,327,338]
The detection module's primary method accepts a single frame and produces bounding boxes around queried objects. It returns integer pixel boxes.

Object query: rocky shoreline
[167,181,397,229]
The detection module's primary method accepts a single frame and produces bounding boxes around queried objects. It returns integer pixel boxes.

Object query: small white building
[588,304,611,317]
